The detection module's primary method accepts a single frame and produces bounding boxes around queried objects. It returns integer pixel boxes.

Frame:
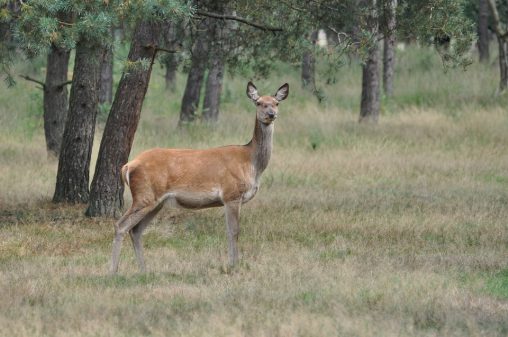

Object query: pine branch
[195,10,282,32]
[487,0,508,39]
[154,47,179,54]
[56,80,73,89]
[19,75,45,89]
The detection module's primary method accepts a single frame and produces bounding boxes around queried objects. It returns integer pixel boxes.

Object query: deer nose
[267,111,276,119]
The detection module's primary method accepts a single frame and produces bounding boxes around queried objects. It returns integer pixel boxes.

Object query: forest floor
[1,47,508,336]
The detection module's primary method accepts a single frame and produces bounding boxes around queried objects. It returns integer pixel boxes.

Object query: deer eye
[275,102,279,106]
[256,101,261,106]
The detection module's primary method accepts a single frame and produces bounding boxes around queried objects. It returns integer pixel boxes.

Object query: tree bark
[179,21,209,125]
[497,37,508,92]
[53,39,104,204]
[486,0,508,93]
[202,55,225,122]
[86,21,161,217]
[99,41,113,104]
[202,11,227,123]
[43,44,70,158]
[359,0,380,123]
[301,31,318,90]
[478,0,490,63]
[383,0,397,97]
[162,22,181,91]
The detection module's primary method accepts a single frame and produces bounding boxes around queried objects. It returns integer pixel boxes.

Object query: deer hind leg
[225,200,242,267]
[129,204,163,273]
[110,204,157,275]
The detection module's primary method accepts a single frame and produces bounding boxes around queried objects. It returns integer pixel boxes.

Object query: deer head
[247,82,289,125]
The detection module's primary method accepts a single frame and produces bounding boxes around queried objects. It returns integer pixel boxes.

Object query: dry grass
[1,47,508,336]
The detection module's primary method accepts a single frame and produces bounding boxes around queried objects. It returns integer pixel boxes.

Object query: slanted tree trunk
[478,0,490,63]
[99,39,113,105]
[43,44,70,158]
[359,0,380,123]
[53,38,104,204]
[301,31,318,90]
[86,21,161,217]
[179,21,209,125]
[487,0,508,93]
[383,0,397,97]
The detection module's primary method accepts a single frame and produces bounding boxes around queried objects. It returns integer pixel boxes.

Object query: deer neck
[248,118,274,179]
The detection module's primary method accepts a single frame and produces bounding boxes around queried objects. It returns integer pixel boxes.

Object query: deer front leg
[224,200,241,267]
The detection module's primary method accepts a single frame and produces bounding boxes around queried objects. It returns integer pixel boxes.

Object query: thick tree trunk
[86,21,161,217]
[478,0,490,63]
[359,0,380,123]
[179,22,209,125]
[99,43,113,104]
[162,22,181,91]
[301,31,318,90]
[53,39,104,204]
[360,48,380,123]
[202,56,225,122]
[202,13,227,123]
[383,0,397,97]
[43,44,70,158]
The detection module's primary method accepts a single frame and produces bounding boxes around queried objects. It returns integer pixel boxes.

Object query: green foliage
[2,0,192,85]
[398,0,475,69]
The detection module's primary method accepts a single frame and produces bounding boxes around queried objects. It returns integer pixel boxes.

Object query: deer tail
[121,164,130,187]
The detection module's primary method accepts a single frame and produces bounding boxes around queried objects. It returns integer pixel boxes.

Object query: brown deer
[110,82,289,274]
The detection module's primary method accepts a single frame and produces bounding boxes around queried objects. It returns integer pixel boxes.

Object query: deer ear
[274,83,289,101]
[246,81,260,101]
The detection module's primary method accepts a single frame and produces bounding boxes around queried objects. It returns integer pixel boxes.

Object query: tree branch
[56,80,73,89]
[154,47,180,54]
[19,75,45,89]
[195,10,282,32]
[487,0,508,39]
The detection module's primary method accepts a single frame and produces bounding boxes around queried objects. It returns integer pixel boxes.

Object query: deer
[110,81,289,274]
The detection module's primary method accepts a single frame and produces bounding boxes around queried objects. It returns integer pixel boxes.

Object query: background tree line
[1,0,503,218]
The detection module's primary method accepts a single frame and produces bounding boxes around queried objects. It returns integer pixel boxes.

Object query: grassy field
[1,46,508,336]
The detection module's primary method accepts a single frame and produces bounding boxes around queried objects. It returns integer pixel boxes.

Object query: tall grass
[1,45,508,336]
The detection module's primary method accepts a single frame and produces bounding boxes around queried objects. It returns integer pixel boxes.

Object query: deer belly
[163,189,223,209]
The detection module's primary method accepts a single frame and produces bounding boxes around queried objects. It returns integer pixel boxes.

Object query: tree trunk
[99,41,113,104]
[43,44,70,158]
[359,0,380,123]
[53,39,104,204]
[497,37,508,92]
[86,21,161,217]
[487,0,508,93]
[162,22,181,91]
[383,0,397,97]
[202,56,225,122]
[202,12,227,123]
[478,0,490,63]
[179,22,209,125]
[301,31,318,90]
